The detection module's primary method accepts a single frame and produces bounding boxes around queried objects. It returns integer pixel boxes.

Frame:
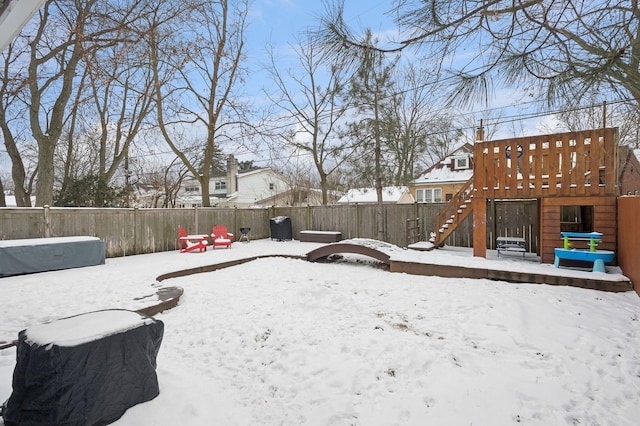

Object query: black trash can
[270,216,292,241]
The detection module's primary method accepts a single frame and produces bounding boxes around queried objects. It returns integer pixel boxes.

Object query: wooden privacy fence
[617,196,640,294]
[0,201,539,258]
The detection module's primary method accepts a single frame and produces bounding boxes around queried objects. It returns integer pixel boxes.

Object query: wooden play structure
[431,128,619,266]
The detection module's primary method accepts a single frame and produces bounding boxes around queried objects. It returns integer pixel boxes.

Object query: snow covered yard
[1,240,639,425]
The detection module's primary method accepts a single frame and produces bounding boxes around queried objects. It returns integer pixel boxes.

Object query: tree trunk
[0,119,30,206]
[34,141,56,206]
[374,91,384,241]
[0,178,5,207]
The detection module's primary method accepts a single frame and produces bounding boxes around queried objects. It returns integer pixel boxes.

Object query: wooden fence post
[134,207,139,255]
[44,205,50,238]
[355,203,360,238]
[234,207,238,235]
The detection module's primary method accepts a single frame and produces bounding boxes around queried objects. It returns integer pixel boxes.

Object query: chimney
[226,154,238,194]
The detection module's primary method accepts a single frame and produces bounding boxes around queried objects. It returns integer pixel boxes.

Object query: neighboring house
[619,146,640,196]
[254,187,341,207]
[220,167,289,208]
[177,178,221,208]
[176,155,291,208]
[130,183,160,208]
[336,186,415,205]
[410,143,474,203]
[1,192,36,207]
[132,182,187,208]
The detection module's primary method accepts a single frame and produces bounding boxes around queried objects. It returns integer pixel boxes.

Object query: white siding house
[220,168,288,208]
[176,155,290,208]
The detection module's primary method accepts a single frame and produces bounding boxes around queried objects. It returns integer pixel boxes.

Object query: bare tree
[265,33,350,204]
[384,64,448,184]
[27,1,103,205]
[319,1,640,108]
[130,155,187,208]
[76,33,156,206]
[0,41,33,206]
[344,30,399,240]
[1,0,150,206]
[421,117,466,169]
[616,106,640,148]
[539,101,640,148]
[148,0,250,207]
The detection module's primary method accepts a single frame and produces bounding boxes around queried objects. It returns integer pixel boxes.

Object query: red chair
[211,225,234,249]
[178,227,209,253]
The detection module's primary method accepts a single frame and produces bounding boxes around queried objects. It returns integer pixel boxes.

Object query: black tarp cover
[269,216,293,241]
[1,309,164,426]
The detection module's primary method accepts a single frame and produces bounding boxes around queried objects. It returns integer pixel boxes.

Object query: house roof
[337,186,413,204]
[176,195,220,205]
[199,167,281,181]
[413,143,474,185]
[2,194,36,207]
[237,167,279,179]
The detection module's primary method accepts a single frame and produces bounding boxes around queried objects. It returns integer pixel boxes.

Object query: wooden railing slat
[473,128,617,200]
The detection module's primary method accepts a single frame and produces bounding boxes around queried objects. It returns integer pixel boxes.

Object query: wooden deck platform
[390,258,632,293]
[306,241,631,292]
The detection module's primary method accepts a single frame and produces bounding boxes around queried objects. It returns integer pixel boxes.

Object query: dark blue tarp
[1,309,163,426]
[0,236,105,277]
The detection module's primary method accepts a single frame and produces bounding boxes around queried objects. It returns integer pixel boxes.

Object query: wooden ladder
[430,177,474,247]
[406,218,420,246]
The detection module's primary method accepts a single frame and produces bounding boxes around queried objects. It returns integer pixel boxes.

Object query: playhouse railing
[473,128,618,199]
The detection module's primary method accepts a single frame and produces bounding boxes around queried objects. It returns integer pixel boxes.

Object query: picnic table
[496,236,526,257]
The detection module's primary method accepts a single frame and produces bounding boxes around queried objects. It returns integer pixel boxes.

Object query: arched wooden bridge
[306,240,397,265]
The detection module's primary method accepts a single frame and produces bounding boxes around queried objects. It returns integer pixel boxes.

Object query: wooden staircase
[430,177,474,247]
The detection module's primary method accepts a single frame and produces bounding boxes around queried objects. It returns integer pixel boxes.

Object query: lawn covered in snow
[1,239,639,425]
